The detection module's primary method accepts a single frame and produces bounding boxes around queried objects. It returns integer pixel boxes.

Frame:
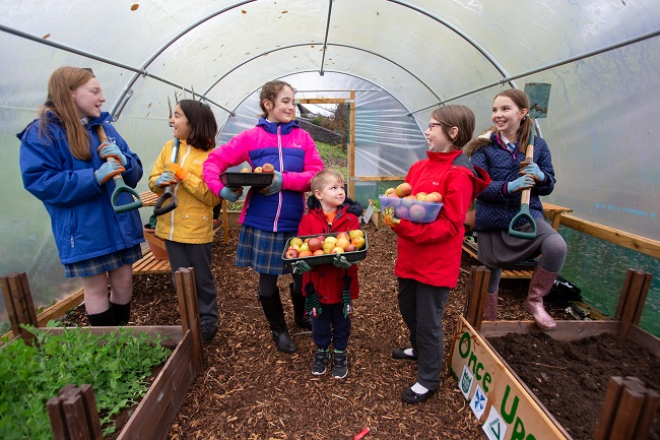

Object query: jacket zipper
[272,126,284,232]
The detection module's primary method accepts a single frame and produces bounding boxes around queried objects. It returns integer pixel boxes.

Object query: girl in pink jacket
[203,80,323,353]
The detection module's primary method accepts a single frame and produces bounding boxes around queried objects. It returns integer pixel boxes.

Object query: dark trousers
[165,240,218,325]
[397,277,449,391]
[312,302,351,351]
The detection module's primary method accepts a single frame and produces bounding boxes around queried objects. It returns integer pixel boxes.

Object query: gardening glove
[342,275,353,318]
[333,254,352,269]
[304,282,322,317]
[291,259,312,275]
[261,171,283,196]
[166,162,188,181]
[220,186,243,202]
[507,175,535,193]
[520,162,545,182]
[383,206,400,228]
[94,161,125,185]
[155,171,178,188]
[97,142,127,166]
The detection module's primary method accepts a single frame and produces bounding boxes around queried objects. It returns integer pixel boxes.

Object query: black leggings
[258,273,303,298]
[488,233,567,293]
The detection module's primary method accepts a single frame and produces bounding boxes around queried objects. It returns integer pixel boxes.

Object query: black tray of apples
[281,230,368,267]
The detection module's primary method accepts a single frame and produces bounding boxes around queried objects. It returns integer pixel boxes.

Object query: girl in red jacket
[293,169,362,379]
[383,105,490,404]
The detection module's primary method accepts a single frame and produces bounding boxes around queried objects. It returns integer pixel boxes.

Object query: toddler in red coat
[292,169,363,379]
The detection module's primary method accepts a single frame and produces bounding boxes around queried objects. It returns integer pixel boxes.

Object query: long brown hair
[465,88,533,157]
[39,67,95,161]
[259,80,294,119]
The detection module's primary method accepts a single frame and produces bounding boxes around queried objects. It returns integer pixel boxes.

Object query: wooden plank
[449,316,571,439]
[627,325,660,356]
[175,268,204,372]
[62,393,89,440]
[618,270,646,338]
[480,320,620,341]
[615,269,635,320]
[633,388,660,440]
[117,330,196,440]
[37,288,85,327]
[630,272,653,326]
[348,91,356,202]
[593,376,625,440]
[79,384,103,440]
[608,382,646,440]
[46,396,67,440]
[560,213,660,259]
[1,275,21,337]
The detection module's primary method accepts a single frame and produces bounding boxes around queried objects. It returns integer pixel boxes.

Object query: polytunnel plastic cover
[1,0,659,316]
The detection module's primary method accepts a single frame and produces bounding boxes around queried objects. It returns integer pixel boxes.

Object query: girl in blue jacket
[466,89,567,330]
[19,67,144,327]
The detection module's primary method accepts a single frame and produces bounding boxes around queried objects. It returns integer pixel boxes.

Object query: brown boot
[483,291,498,321]
[524,266,557,330]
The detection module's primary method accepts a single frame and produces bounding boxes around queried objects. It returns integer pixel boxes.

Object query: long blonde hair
[39,67,95,161]
[465,89,533,157]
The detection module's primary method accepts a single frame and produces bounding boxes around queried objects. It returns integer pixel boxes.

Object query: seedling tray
[220,172,273,188]
[282,231,368,267]
[379,195,442,223]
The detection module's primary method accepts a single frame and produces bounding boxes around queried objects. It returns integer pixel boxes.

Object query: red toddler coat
[298,202,360,305]
[393,149,490,288]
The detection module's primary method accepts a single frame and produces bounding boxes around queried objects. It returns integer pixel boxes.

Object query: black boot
[259,292,297,353]
[110,301,131,326]
[290,283,312,330]
[87,309,116,326]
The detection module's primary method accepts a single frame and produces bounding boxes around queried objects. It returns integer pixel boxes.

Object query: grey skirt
[476,220,558,269]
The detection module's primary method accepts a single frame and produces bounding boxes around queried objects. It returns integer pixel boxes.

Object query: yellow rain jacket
[149,139,221,244]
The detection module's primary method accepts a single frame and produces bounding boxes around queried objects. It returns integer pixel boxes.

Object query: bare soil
[60,223,659,439]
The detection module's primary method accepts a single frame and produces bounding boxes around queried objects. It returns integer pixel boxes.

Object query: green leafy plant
[0,324,170,439]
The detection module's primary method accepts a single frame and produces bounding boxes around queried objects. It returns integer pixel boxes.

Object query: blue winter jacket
[18,111,144,264]
[469,131,556,231]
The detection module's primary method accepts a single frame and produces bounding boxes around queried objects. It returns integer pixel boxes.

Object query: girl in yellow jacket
[149,99,221,342]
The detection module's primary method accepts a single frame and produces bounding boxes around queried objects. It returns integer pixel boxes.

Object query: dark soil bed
[489,332,660,440]
[59,223,647,439]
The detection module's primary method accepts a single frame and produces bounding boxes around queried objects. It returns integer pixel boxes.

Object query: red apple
[409,203,427,222]
[345,244,358,252]
[262,163,275,173]
[285,248,298,259]
[313,249,325,256]
[395,206,409,218]
[308,238,323,252]
[316,235,326,242]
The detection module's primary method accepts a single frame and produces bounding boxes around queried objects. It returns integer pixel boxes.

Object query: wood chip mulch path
[61,223,564,440]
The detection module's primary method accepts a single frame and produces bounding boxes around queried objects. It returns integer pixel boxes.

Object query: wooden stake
[1,272,39,343]
[174,267,204,372]
[593,376,625,440]
[464,266,491,331]
[46,384,102,440]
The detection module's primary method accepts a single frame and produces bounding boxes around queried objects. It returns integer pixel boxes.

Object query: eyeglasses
[427,123,444,130]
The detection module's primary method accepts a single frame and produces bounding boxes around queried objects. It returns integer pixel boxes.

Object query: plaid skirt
[236,225,297,275]
[64,245,143,278]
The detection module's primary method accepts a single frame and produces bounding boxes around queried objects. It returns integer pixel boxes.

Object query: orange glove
[383,206,400,228]
[166,162,187,181]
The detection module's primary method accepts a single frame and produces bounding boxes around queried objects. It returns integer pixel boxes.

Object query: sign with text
[448,316,569,440]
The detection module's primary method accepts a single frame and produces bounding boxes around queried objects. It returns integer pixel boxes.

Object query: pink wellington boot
[524,266,557,330]
[483,291,498,321]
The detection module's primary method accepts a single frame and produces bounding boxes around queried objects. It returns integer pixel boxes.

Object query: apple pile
[241,163,275,173]
[380,183,443,223]
[284,230,366,259]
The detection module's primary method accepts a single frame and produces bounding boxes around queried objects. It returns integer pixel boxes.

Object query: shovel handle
[95,125,143,213]
[153,186,178,216]
[508,119,537,240]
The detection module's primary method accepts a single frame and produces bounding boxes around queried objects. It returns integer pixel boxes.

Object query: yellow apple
[290,237,303,247]
[351,236,366,250]
[299,242,310,252]
[322,242,335,254]
[384,187,396,196]
[336,232,350,242]
[349,229,364,240]
[336,237,351,250]
[330,247,345,254]
[323,236,337,245]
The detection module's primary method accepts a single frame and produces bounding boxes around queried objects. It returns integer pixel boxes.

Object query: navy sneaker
[312,349,331,375]
[332,351,348,379]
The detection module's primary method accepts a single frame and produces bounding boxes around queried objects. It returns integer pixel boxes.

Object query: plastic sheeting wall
[1,1,659,320]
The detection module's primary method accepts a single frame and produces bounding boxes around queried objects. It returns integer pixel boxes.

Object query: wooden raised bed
[449,266,659,440]
[1,267,205,440]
